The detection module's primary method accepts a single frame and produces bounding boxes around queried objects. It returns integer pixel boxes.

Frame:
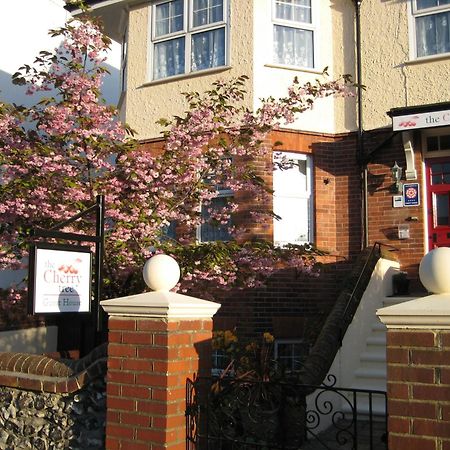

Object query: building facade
[70,0,450,355]
[75,0,361,257]
[359,0,450,286]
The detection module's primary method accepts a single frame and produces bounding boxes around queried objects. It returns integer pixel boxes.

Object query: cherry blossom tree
[0,15,354,308]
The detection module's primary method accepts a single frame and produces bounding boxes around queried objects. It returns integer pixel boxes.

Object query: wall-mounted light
[391,161,403,194]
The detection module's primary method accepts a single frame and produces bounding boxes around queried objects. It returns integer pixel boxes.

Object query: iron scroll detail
[185,376,387,449]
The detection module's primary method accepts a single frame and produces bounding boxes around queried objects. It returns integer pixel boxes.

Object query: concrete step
[354,367,386,380]
[366,335,386,347]
[359,352,386,371]
[341,395,387,417]
[360,351,386,363]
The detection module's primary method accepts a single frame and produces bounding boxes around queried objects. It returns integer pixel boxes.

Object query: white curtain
[416,11,450,56]
[153,37,185,80]
[275,0,311,23]
[191,28,225,71]
[155,0,183,36]
[273,25,313,67]
[417,0,450,9]
[193,0,223,27]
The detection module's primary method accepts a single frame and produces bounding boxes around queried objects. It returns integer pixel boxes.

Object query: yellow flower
[263,332,274,343]
[245,342,257,352]
[240,356,250,366]
[224,330,238,346]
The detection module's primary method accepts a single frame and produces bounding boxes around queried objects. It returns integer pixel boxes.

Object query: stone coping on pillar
[377,294,450,329]
[100,291,221,319]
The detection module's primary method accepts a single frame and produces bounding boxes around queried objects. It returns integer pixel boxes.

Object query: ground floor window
[198,188,233,242]
[273,152,313,246]
[211,349,231,376]
[274,339,310,371]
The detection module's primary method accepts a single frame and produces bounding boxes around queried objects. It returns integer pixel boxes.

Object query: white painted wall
[330,257,399,390]
[0,0,121,107]
[0,326,57,353]
[252,0,356,134]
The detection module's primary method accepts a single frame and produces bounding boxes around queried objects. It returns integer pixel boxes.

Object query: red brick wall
[386,329,450,450]
[270,129,361,258]
[366,129,426,284]
[140,129,361,259]
[139,130,362,341]
[105,317,213,450]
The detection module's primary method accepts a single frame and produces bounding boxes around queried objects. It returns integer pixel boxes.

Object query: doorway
[426,157,450,249]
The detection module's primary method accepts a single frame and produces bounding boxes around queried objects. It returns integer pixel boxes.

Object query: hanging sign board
[29,243,92,314]
[403,183,420,207]
[392,109,450,131]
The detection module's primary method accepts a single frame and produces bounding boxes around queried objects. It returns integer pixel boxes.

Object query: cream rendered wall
[361,0,450,131]
[252,0,357,135]
[0,327,58,354]
[124,1,254,140]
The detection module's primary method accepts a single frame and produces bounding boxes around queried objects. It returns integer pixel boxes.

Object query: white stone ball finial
[419,247,450,294]
[143,254,181,292]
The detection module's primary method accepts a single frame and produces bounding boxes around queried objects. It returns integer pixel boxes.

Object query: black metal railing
[186,375,388,450]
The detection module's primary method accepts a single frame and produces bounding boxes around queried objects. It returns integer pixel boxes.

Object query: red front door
[426,157,450,249]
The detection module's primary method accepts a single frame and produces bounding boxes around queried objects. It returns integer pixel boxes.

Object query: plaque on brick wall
[403,183,420,207]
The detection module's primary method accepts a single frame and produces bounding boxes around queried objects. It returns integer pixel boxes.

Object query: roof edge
[387,101,450,118]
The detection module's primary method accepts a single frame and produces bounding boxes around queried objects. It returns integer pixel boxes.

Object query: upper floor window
[151,0,228,80]
[273,152,314,246]
[412,0,450,58]
[272,0,315,69]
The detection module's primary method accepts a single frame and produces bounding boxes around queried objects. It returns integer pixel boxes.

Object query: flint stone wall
[0,344,107,450]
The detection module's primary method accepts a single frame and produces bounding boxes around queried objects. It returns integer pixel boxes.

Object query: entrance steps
[328,257,425,419]
[338,294,420,420]
[352,295,418,392]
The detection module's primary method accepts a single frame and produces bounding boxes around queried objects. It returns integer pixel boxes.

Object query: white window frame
[421,126,450,252]
[274,339,309,372]
[273,152,314,247]
[149,0,229,81]
[409,0,450,60]
[271,0,318,69]
[211,349,232,376]
[422,126,450,158]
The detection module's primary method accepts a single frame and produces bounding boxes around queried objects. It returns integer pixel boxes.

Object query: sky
[0,0,121,289]
[0,0,121,107]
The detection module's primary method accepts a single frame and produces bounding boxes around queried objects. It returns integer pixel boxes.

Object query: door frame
[424,156,450,249]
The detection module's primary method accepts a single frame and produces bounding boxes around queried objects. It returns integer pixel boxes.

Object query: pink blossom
[0,19,354,305]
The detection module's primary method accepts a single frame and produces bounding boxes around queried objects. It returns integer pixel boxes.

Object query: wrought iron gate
[186,375,388,449]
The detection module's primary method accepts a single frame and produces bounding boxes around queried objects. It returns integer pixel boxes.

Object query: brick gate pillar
[100,254,220,450]
[377,248,450,450]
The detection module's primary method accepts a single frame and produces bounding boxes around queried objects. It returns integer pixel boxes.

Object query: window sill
[141,65,232,88]
[405,52,450,66]
[264,63,323,75]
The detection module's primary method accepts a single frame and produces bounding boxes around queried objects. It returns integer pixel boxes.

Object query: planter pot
[392,273,410,296]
